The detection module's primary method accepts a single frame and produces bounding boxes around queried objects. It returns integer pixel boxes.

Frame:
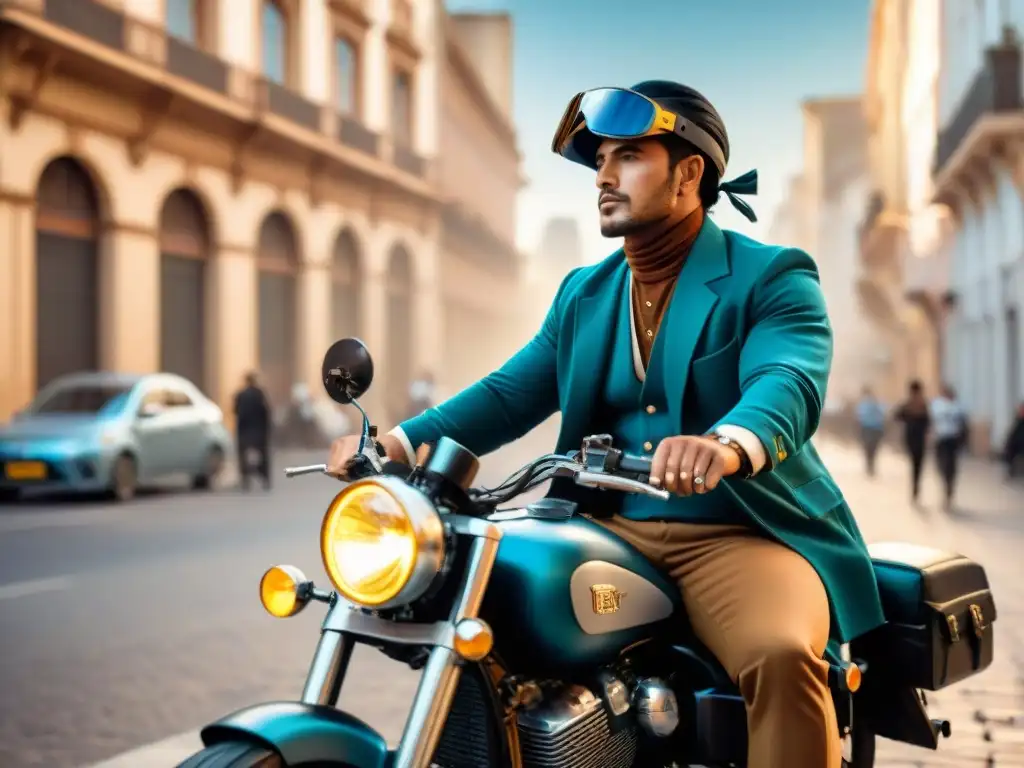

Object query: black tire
[0,488,21,503]
[193,446,226,491]
[175,741,283,768]
[843,726,876,767]
[107,454,137,502]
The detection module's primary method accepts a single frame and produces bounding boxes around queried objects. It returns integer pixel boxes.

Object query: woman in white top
[930,384,968,509]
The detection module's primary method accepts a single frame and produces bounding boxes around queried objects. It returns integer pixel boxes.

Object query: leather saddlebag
[852,542,997,691]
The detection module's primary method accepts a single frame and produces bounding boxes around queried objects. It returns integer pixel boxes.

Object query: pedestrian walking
[1002,402,1024,479]
[855,386,886,477]
[931,384,968,510]
[233,371,272,491]
[894,380,930,503]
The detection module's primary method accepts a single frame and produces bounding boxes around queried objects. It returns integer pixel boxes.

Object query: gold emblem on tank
[590,584,627,615]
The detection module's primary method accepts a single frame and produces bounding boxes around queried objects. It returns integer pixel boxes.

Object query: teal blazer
[401,218,885,643]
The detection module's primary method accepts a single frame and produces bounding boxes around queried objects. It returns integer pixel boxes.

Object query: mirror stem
[352,399,372,452]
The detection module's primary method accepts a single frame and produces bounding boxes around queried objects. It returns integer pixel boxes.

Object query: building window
[262,0,288,85]
[393,69,413,146]
[166,0,199,44]
[334,37,357,115]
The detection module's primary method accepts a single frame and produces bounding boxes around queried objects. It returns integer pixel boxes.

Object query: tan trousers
[596,516,841,768]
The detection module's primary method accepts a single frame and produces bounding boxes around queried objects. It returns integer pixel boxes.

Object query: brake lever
[574,470,670,500]
[284,463,328,478]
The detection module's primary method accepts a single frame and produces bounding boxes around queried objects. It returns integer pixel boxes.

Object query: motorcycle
[179,337,997,768]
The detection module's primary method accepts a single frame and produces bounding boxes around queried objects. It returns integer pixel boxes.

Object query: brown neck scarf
[625,207,705,368]
[624,206,705,284]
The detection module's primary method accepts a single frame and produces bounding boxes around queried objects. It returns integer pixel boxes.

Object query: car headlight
[320,476,445,609]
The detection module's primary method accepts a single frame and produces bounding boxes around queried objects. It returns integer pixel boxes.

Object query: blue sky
[445,0,872,262]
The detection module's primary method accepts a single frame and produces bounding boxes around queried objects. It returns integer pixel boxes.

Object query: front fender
[201,701,389,767]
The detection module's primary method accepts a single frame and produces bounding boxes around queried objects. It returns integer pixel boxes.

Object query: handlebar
[284,434,668,503]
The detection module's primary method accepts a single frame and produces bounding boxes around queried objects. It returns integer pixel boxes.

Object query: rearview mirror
[322,337,374,405]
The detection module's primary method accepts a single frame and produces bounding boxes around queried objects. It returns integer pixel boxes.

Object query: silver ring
[694,476,705,486]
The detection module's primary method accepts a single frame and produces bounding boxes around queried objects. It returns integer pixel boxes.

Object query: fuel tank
[479,499,682,676]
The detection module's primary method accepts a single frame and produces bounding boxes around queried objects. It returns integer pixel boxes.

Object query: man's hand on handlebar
[326,433,409,479]
[650,435,740,496]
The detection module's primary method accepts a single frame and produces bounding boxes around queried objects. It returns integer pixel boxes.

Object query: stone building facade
[933,0,1024,453]
[768,98,875,411]
[858,0,946,407]
[0,0,524,429]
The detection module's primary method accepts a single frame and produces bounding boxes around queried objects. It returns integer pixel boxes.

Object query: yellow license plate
[5,461,46,480]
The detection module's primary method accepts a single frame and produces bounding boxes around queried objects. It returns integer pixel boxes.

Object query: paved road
[0,425,1021,768]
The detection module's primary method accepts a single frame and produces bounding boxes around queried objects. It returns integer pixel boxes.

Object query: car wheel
[192,446,225,491]
[108,454,138,502]
[0,488,21,503]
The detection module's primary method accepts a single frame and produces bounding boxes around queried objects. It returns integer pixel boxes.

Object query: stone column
[297,261,332,394]
[98,224,160,374]
[207,243,257,428]
[0,191,36,420]
[358,256,389,424]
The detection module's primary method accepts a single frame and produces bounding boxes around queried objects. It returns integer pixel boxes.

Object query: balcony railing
[394,144,425,177]
[261,79,321,132]
[338,116,380,156]
[934,32,1023,173]
[45,0,123,49]
[441,202,519,267]
[166,36,228,94]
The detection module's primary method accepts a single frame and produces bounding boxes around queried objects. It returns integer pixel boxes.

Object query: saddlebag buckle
[969,603,986,638]
[945,614,960,644]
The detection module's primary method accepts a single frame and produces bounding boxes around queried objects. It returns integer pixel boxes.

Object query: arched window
[159,189,211,389]
[256,211,300,406]
[393,69,413,146]
[35,157,102,388]
[331,228,361,340]
[166,0,214,49]
[334,37,357,115]
[262,0,290,85]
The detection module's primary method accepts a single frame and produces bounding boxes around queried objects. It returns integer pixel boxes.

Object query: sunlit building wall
[933,0,1024,452]
[898,0,947,408]
[771,99,874,410]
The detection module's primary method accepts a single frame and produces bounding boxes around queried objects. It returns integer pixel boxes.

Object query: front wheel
[107,454,138,502]
[176,741,282,768]
[193,446,226,491]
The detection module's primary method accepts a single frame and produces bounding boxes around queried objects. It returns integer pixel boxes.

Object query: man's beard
[600,215,646,238]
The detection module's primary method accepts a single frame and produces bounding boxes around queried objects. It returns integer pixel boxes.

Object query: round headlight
[320,476,445,609]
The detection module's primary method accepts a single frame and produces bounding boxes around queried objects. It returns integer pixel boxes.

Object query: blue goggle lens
[579,88,657,138]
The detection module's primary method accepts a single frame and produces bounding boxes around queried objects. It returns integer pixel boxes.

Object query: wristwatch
[709,432,754,479]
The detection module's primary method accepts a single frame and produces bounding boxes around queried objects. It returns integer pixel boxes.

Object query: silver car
[0,372,232,502]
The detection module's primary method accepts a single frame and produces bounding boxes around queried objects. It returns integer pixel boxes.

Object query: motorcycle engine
[515,679,638,768]
[432,666,678,768]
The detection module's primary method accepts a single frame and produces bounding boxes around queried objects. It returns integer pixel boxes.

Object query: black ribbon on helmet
[719,169,758,223]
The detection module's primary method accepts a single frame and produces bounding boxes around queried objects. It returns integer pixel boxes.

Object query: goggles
[551,87,728,176]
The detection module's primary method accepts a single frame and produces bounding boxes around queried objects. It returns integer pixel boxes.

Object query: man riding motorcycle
[327,79,886,768]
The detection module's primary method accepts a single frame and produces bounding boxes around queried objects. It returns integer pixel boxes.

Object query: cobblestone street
[814,437,1024,766]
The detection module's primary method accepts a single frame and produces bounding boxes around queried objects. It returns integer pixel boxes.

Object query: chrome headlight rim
[320,475,445,610]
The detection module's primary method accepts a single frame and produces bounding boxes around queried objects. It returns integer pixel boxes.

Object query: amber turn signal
[453,618,494,661]
[259,564,312,619]
[844,662,862,693]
